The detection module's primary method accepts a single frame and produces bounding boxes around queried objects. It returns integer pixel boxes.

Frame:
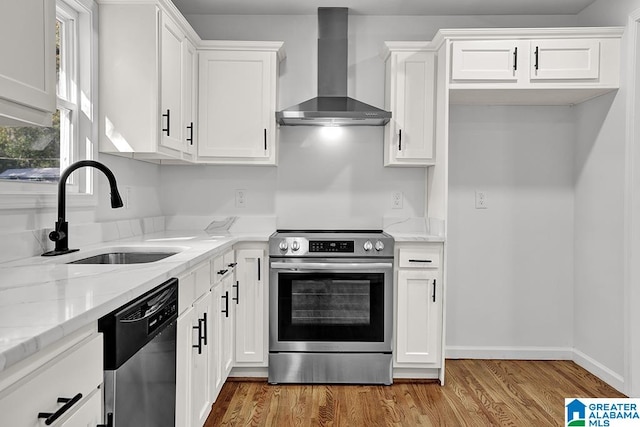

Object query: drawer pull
[408,259,432,263]
[38,393,83,425]
[217,269,228,276]
[222,291,229,318]
[228,262,237,268]
[233,280,239,304]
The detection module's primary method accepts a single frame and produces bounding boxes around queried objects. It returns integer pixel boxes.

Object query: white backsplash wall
[447,105,576,356]
[275,127,425,230]
[159,127,426,229]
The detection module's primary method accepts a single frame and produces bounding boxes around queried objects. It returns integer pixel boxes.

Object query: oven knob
[291,240,300,251]
[363,240,373,251]
[279,241,288,251]
[375,241,385,251]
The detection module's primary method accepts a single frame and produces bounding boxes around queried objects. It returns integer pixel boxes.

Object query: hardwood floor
[204,360,625,426]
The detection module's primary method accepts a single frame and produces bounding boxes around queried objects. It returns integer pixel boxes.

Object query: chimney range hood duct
[276,8,391,126]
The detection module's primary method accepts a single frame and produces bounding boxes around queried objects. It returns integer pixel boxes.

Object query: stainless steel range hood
[276,8,391,126]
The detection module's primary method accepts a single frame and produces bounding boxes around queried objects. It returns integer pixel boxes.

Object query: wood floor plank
[203,360,626,426]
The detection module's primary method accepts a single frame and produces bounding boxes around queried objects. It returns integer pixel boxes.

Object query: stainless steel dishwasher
[98,277,178,427]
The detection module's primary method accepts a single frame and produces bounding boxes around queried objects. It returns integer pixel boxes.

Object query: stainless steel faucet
[42,160,123,256]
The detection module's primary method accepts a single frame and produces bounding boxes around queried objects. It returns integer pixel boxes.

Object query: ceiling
[171,0,599,16]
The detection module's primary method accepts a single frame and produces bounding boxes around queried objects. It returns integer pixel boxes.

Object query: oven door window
[278,272,385,342]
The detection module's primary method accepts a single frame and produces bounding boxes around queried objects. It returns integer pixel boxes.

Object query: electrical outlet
[392,191,403,209]
[475,191,488,209]
[235,189,246,208]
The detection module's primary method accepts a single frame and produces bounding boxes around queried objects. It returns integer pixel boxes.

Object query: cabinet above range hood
[276,8,391,126]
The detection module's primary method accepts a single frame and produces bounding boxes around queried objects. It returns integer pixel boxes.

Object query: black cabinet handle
[409,259,432,263]
[233,280,239,304]
[202,312,208,346]
[38,393,83,425]
[513,47,518,71]
[97,412,113,427]
[257,258,261,281]
[186,122,193,145]
[192,318,203,354]
[162,109,170,136]
[222,291,229,318]
[228,262,237,268]
[534,46,539,71]
[398,129,402,151]
[264,128,267,150]
[217,269,228,276]
[432,279,437,302]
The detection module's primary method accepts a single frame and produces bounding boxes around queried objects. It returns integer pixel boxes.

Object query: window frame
[0,0,98,210]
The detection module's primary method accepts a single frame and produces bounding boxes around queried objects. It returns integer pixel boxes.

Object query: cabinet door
[198,51,274,160]
[451,40,520,81]
[210,282,223,400]
[182,39,197,158]
[222,275,235,377]
[234,249,266,364]
[175,306,194,427]
[160,12,185,152]
[191,293,213,427]
[387,51,437,164]
[0,0,56,125]
[529,39,600,81]
[396,270,441,364]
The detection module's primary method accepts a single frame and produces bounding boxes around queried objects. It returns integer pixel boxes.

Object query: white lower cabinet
[176,248,237,427]
[394,243,444,380]
[176,261,214,427]
[234,245,268,366]
[191,291,213,426]
[0,331,103,426]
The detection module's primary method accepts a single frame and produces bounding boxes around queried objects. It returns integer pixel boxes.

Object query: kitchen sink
[68,251,178,265]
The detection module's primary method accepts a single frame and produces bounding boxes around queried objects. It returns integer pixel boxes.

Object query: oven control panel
[269,232,394,258]
[309,240,354,253]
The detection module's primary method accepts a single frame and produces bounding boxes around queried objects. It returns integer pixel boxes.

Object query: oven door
[269,258,393,353]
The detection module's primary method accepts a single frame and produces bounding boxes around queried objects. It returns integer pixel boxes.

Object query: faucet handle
[49,229,66,242]
[48,220,67,243]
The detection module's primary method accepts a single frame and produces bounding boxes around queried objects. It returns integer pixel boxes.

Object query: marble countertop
[0,230,270,374]
[0,226,442,375]
[386,231,446,243]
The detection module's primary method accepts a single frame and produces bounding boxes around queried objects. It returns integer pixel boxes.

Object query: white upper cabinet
[382,43,438,167]
[197,44,284,165]
[445,28,623,105]
[98,2,198,162]
[530,39,601,81]
[0,0,56,126]
[451,40,524,82]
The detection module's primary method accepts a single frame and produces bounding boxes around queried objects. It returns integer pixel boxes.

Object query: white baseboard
[446,345,573,360]
[445,345,625,394]
[572,349,625,393]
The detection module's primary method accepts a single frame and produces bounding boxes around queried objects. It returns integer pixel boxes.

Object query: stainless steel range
[268,230,394,385]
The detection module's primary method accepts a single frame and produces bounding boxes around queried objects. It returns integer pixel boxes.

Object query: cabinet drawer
[0,334,103,426]
[398,247,441,268]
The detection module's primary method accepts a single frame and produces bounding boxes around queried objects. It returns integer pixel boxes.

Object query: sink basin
[68,251,177,265]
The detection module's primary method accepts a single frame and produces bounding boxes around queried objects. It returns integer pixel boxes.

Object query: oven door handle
[270,261,393,271]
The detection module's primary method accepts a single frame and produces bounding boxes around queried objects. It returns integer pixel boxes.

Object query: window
[0,0,95,206]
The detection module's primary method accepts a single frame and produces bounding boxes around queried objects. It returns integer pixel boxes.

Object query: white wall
[575,0,640,394]
[447,106,576,355]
